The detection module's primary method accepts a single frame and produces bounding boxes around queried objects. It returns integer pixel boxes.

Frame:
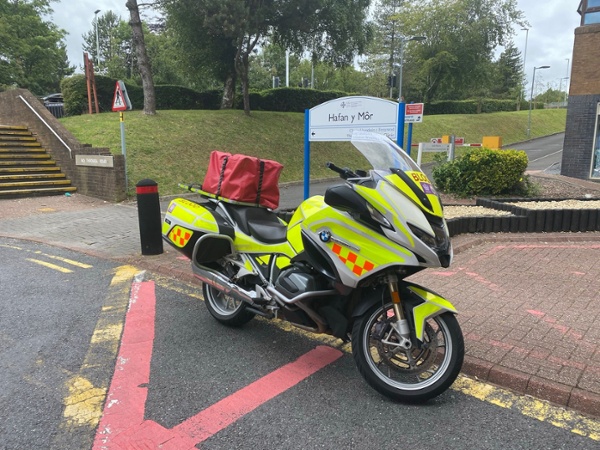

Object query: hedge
[60,74,528,116]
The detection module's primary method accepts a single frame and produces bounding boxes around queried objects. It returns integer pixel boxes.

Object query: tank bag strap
[216,156,229,197]
[256,159,265,205]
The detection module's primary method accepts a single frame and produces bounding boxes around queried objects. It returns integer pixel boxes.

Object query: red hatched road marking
[93,281,343,449]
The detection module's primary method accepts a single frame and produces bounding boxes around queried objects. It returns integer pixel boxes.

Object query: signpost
[308,96,400,141]
[416,142,452,166]
[304,96,400,198]
[112,81,132,191]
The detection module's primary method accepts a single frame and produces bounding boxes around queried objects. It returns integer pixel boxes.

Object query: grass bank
[60,108,567,196]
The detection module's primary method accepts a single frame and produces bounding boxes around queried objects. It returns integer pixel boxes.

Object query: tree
[0,0,74,94]
[126,0,156,115]
[491,41,524,100]
[160,0,372,114]
[368,0,404,97]
[394,0,527,102]
[160,0,238,106]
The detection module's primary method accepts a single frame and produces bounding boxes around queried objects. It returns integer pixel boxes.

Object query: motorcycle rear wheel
[352,303,463,403]
[203,284,255,327]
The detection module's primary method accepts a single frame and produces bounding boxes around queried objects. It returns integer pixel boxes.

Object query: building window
[579,0,600,25]
[584,10,600,24]
[591,104,600,178]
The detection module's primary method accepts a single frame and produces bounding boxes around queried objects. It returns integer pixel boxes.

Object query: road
[510,133,565,173]
[1,237,598,449]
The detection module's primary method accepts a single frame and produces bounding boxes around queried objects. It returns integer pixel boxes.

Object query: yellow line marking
[52,265,140,450]
[0,244,22,250]
[26,258,72,273]
[62,376,106,427]
[154,274,203,300]
[1,245,93,270]
[33,251,93,268]
[452,377,600,441]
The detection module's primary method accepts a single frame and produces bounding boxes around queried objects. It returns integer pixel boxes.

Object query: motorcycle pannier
[202,151,283,209]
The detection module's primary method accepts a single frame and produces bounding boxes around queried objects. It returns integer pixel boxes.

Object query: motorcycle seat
[224,205,288,244]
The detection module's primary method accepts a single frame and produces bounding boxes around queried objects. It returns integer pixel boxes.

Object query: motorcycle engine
[274,264,321,299]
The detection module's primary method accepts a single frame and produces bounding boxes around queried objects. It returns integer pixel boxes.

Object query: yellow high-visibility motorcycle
[162,131,464,403]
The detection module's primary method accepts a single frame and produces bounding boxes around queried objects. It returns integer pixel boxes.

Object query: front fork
[387,275,413,350]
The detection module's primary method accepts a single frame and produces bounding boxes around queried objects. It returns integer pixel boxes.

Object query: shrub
[432,148,528,197]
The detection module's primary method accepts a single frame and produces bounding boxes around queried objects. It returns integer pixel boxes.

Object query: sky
[49,0,582,96]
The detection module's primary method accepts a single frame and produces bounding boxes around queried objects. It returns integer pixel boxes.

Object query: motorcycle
[162,131,464,403]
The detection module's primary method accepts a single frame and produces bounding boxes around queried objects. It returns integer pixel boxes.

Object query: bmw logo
[319,231,331,242]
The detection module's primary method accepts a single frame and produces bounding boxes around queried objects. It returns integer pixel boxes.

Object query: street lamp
[527,65,550,138]
[396,35,426,102]
[94,9,101,67]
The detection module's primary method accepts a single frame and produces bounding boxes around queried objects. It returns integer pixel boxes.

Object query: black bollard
[136,179,164,255]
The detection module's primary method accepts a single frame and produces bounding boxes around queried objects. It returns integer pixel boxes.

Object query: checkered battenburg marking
[331,243,375,276]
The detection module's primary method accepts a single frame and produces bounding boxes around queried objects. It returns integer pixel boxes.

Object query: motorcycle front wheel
[352,303,463,403]
[203,283,255,327]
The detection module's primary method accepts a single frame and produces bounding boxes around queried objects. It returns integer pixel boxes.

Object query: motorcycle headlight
[408,221,449,251]
[408,223,437,248]
[366,203,392,229]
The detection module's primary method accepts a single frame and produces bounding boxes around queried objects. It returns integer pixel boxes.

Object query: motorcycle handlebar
[326,162,358,180]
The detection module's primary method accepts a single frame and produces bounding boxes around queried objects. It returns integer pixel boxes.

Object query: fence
[45,103,65,119]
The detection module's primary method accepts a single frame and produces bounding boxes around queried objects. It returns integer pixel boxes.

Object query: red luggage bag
[202,151,283,209]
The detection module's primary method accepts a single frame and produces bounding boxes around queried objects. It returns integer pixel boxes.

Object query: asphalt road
[1,237,598,449]
[511,133,565,173]
[0,238,120,450]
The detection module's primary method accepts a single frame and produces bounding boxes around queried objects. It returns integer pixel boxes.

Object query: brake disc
[374,322,438,375]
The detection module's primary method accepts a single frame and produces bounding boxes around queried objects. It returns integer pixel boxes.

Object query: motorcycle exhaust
[192,262,260,305]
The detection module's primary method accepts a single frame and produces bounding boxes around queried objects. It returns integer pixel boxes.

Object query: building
[562,1,600,180]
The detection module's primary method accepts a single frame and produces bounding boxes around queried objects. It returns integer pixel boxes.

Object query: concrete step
[0,130,33,137]
[0,160,56,166]
[0,141,41,147]
[0,173,66,182]
[0,136,36,142]
[0,153,51,160]
[0,125,28,131]
[0,166,61,174]
[0,147,47,153]
[0,186,77,199]
[0,179,72,190]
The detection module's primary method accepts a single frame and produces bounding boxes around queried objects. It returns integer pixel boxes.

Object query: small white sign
[309,96,399,142]
[76,155,114,168]
[416,143,451,166]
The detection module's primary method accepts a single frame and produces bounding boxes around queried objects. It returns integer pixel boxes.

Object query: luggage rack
[179,183,271,208]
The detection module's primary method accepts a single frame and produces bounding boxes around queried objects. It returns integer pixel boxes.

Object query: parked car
[42,93,64,106]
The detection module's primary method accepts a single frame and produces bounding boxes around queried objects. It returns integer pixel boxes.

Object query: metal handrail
[19,95,72,158]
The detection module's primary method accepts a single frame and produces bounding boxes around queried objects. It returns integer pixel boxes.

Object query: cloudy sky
[50,0,581,95]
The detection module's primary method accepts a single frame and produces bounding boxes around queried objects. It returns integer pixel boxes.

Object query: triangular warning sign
[112,82,127,112]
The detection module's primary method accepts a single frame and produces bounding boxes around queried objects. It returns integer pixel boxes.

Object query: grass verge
[60,108,567,196]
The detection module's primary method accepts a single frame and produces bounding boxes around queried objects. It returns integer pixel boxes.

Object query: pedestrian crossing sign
[112,80,132,112]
